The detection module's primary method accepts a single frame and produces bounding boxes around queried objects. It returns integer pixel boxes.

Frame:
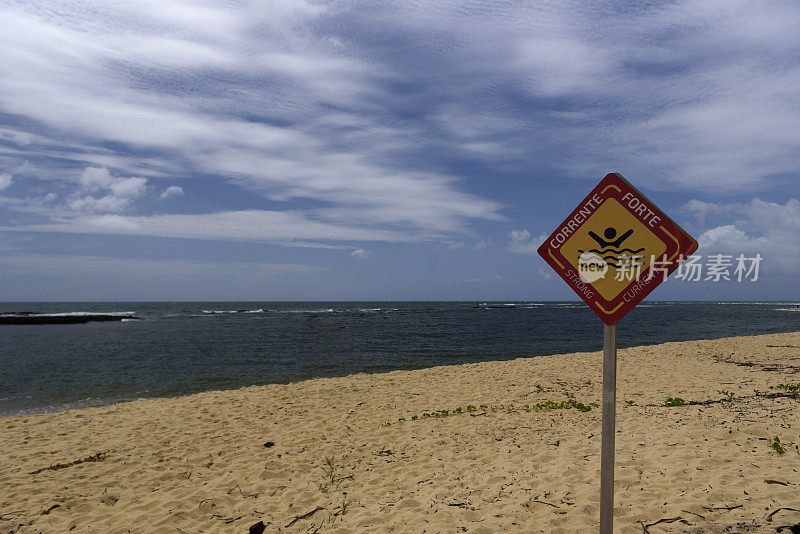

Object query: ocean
[1,301,798,416]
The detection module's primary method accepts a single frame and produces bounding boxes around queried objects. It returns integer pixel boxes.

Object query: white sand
[2,332,799,533]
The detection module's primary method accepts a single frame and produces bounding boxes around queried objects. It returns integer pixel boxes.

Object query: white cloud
[698,225,750,248]
[680,199,736,224]
[474,238,491,250]
[507,229,546,254]
[79,167,115,190]
[350,248,371,259]
[159,185,184,200]
[360,1,800,191]
[108,177,147,198]
[75,214,143,232]
[0,127,34,146]
[0,253,321,278]
[5,210,408,243]
[0,173,11,190]
[1,0,799,253]
[689,198,800,276]
[68,195,131,213]
[0,3,503,241]
[68,167,148,213]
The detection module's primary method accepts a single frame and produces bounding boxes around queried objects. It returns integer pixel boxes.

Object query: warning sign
[538,173,697,324]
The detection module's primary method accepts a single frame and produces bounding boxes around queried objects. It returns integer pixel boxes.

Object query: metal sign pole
[600,322,617,533]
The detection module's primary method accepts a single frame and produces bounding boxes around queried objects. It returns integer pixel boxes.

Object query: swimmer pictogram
[578,226,644,269]
[589,226,633,249]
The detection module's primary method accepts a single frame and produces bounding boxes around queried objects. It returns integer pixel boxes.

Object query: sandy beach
[2,331,799,533]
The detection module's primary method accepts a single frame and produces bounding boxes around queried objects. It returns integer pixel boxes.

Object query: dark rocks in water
[0,315,143,325]
[249,521,266,534]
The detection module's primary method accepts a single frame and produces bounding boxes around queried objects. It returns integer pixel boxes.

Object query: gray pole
[600,323,617,533]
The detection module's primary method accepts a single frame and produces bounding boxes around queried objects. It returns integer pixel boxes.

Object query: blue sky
[1,0,799,301]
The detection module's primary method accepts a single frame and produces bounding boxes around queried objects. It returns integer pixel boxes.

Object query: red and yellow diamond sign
[538,173,697,324]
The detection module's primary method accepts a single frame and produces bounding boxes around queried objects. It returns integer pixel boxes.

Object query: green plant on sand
[768,436,786,455]
[388,399,598,426]
[318,456,344,493]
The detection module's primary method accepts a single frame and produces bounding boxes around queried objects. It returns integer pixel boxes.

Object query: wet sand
[2,332,799,533]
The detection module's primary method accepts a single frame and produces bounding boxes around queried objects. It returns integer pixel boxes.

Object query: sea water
[1,301,798,416]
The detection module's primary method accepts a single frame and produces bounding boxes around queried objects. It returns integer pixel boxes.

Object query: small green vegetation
[570,401,593,412]
[383,383,800,430]
[768,436,786,455]
[318,456,345,493]
[319,491,351,527]
[386,398,598,426]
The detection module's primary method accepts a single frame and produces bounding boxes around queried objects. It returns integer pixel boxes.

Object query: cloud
[698,225,751,248]
[474,238,491,250]
[68,195,132,213]
[0,253,321,278]
[2,0,799,264]
[4,210,409,244]
[507,229,546,254]
[0,173,11,190]
[5,2,797,230]
[680,199,736,224]
[347,1,800,192]
[687,198,800,276]
[350,248,371,259]
[67,167,148,213]
[78,167,115,190]
[0,2,503,241]
[108,177,147,198]
[159,185,184,200]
